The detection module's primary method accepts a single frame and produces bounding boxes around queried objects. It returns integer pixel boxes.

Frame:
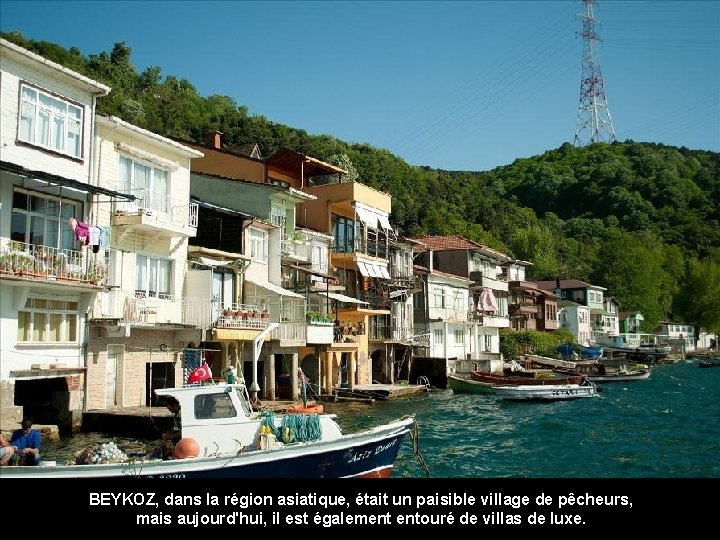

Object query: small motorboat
[492,381,598,401]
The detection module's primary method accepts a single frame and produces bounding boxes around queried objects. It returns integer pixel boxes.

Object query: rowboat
[447,373,495,394]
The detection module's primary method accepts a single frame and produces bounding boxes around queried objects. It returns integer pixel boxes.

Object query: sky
[1,0,718,172]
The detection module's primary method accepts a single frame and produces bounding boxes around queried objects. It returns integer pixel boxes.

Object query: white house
[0,38,123,431]
[84,114,204,410]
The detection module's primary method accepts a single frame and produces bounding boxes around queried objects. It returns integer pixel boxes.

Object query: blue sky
[1,0,718,171]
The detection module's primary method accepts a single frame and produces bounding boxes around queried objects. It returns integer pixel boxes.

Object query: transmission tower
[574,0,616,146]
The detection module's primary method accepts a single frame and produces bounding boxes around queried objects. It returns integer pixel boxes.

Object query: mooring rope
[406,415,430,477]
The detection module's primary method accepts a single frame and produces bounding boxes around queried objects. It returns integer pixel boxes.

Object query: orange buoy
[174,438,200,459]
[286,403,324,414]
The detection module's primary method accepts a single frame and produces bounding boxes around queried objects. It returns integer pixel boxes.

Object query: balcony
[0,239,107,289]
[181,300,272,330]
[281,233,312,262]
[92,291,187,326]
[113,188,198,237]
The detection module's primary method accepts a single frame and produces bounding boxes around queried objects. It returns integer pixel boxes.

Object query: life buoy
[286,403,324,414]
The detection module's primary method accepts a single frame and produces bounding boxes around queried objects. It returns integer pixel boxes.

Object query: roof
[411,234,512,261]
[265,149,347,177]
[1,161,135,201]
[411,235,483,252]
[536,279,607,291]
[1,38,110,95]
[97,115,204,158]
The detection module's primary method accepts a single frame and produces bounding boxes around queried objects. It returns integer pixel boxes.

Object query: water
[42,360,720,477]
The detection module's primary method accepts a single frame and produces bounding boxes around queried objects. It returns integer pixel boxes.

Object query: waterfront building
[411,235,511,374]
[0,39,123,431]
[85,115,203,410]
[536,278,608,343]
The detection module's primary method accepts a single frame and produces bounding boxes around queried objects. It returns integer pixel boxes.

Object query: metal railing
[0,238,107,285]
[114,188,198,228]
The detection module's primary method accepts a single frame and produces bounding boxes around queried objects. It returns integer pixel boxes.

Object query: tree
[591,230,668,330]
[673,258,720,338]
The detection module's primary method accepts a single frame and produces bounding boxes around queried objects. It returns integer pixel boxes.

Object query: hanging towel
[89,225,101,247]
[99,227,110,249]
[74,220,89,245]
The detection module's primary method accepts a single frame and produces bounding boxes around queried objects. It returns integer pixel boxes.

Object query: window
[11,189,80,249]
[18,84,83,158]
[17,297,79,343]
[484,335,492,351]
[454,329,465,345]
[194,393,237,420]
[311,243,328,273]
[452,291,465,310]
[135,254,172,298]
[434,329,444,345]
[432,287,446,308]
[248,228,268,263]
[119,156,169,214]
[331,215,358,253]
[270,205,287,232]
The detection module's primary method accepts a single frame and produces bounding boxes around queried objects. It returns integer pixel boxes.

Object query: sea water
[41,359,720,477]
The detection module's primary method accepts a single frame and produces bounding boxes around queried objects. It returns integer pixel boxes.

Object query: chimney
[205,130,223,149]
[427,249,433,273]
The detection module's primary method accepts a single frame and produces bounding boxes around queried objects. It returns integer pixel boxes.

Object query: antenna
[574,0,616,146]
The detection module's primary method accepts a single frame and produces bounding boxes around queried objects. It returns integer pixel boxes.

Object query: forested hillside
[4,32,719,333]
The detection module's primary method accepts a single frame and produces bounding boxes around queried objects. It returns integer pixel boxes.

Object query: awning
[354,202,392,231]
[377,214,393,231]
[318,292,369,305]
[1,160,136,201]
[480,288,498,312]
[194,257,231,268]
[357,260,390,280]
[354,206,379,229]
[246,279,304,298]
[191,197,252,218]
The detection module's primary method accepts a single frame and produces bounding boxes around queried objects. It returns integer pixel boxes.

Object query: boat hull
[493,384,597,401]
[0,418,413,479]
[470,371,585,386]
[447,374,495,394]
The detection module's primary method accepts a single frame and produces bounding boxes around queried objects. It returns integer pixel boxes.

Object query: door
[212,270,233,320]
[106,344,124,407]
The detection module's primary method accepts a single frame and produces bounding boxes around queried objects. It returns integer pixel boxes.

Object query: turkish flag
[187,362,212,384]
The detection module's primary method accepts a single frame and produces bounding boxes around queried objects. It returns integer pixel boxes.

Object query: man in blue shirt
[9,418,41,465]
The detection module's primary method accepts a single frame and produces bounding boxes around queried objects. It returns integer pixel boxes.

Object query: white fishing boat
[0,381,419,478]
[492,381,598,401]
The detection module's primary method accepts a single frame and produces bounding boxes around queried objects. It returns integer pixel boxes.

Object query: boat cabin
[155,383,342,457]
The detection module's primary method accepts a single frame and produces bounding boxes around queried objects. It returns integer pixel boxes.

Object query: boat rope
[405,415,430,477]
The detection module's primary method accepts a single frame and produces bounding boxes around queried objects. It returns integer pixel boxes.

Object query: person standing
[8,418,41,466]
[161,397,182,459]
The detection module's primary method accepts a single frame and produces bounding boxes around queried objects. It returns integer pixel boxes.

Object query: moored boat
[470,370,585,387]
[447,373,495,394]
[0,381,418,479]
[493,381,598,401]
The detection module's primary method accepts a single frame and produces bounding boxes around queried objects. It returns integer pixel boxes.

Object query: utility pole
[574,0,616,146]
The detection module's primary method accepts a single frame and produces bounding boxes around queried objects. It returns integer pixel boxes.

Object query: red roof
[411,235,484,252]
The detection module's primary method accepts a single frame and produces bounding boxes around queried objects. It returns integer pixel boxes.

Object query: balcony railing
[114,188,198,229]
[281,234,311,260]
[0,239,107,286]
[181,299,272,330]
